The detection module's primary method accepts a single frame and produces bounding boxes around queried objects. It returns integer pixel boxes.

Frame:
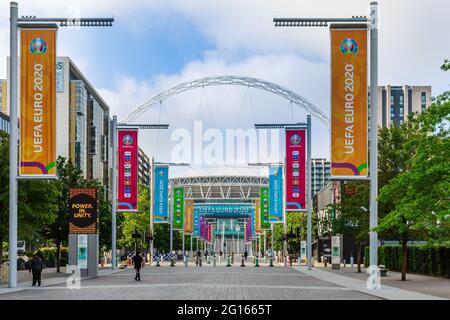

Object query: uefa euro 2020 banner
[330,25,368,179]
[153,165,169,223]
[184,199,194,234]
[193,207,200,237]
[20,29,57,176]
[259,187,271,230]
[269,165,283,223]
[172,186,184,230]
[117,129,138,212]
[285,128,306,211]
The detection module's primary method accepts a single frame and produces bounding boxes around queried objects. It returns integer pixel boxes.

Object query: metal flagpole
[8,1,18,288]
[306,115,312,270]
[271,223,274,259]
[190,234,193,257]
[111,116,117,269]
[264,230,266,258]
[282,163,287,266]
[149,156,154,262]
[369,1,379,283]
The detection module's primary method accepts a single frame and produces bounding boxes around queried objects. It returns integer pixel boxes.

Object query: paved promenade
[0,261,379,300]
[0,259,447,300]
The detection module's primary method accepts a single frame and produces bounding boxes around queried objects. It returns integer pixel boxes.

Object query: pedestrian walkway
[0,263,379,300]
[296,265,448,300]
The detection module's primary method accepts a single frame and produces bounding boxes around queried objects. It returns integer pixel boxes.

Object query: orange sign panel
[20,29,57,176]
[184,199,194,234]
[330,26,368,178]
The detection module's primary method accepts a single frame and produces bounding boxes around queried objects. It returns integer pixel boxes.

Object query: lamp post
[8,2,113,288]
[153,161,189,253]
[112,124,169,269]
[253,118,311,269]
[273,2,379,277]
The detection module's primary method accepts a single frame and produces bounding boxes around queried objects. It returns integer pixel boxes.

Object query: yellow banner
[255,199,262,234]
[331,26,368,178]
[184,199,194,234]
[20,29,57,176]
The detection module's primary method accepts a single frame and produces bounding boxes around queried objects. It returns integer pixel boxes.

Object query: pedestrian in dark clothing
[244,250,248,261]
[29,254,44,286]
[132,251,143,281]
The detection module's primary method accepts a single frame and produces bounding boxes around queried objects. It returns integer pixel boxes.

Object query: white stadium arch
[121,75,329,126]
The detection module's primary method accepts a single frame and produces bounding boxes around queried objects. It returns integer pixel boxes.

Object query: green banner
[172,186,184,230]
[260,187,271,229]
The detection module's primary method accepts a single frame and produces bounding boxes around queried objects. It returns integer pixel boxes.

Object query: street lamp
[273,2,379,279]
[111,120,169,270]
[253,116,312,268]
[153,161,190,254]
[8,2,113,288]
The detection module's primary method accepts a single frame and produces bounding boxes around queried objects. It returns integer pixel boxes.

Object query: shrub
[364,244,450,278]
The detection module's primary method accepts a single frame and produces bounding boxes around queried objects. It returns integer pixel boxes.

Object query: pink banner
[285,128,306,211]
[118,129,138,212]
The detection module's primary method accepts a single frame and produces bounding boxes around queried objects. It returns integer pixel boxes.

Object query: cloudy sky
[1,0,449,177]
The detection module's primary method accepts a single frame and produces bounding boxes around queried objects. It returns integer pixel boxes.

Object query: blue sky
[1,0,449,176]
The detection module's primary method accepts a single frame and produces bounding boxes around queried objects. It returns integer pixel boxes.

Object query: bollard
[241,256,245,267]
[255,257,259,267]
[199,257,202,267]
[226,255,231,267]
[343,259,346,268]
[350,256,354,268]
[213,255,216,267]
[184,255,188,267]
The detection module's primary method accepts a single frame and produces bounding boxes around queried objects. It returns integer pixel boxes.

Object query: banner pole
[306,115,312,270]
[369,1,379,282]
[8,2,18,289]
[111,116,117,269]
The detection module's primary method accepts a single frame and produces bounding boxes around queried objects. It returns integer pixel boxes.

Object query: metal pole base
[255,257,259,267]
[241,257,245,267]
[226,256,231,267]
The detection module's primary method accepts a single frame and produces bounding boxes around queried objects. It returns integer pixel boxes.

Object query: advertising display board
[259,187,271,229]
[69,188,98,234]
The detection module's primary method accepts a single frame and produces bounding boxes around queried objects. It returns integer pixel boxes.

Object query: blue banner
[251,207,256,238]
[193,208,200,237]
[194,203,253,218]
[153,165,169,223]
[269,165,283,223]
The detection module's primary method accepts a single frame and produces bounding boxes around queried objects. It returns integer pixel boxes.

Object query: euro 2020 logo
[340,38,358,55]
[290,134,301,145]
[123,135,133,145]
[29,38,47,55]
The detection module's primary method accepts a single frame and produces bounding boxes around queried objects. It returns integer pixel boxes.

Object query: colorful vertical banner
[259,187,271,229]
[255,199,261,234]
[153,165,169,223]
[200,215,205,239]
[251,208,256,238]
[285,128,306,211]
[184,199,194,234]
[172,186,184,230]
[330,25,368,179]
[117,129,138,212]
[245,218,251,241]
[20,29,57,176]
[269,166,283,223]
[193,207,200,237]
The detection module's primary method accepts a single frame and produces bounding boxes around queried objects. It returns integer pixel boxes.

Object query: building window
[421,92,427,112]
[88,126,97,155]
[399,95,404,105]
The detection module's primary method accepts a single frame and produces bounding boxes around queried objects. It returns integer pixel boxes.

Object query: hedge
[364,245,450,278]
[35,247,68,263]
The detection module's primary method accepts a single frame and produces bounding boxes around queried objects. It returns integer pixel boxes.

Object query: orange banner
[331,26,368,178]
[20,29,57,176]
[255,199,262,234]
[184,199,194,234]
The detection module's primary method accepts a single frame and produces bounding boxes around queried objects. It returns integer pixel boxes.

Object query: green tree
[117,183,151,251]
[0,131,58,266]
[46,156,84,272]
[377,87,450,280]
[334,182,369,272]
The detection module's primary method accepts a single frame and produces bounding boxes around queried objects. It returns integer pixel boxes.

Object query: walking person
[132,251,143,281]
[244,250,248,261]
[29,254,44,287]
